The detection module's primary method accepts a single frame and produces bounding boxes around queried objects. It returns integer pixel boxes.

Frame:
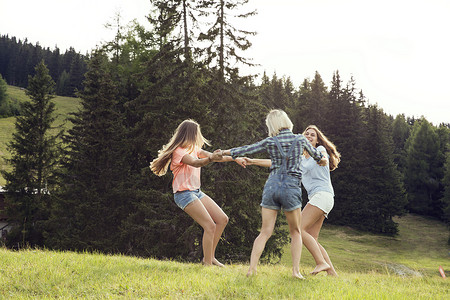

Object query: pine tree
[258,73,295,112]
[67,54,85,96]
[442,152,450,225]
[1,60,61,247]
[404,119,444,217]
[45,51,127,252]
[437,125,450,224]
[291,77,311,132]
[196,0,256,80]
[119,1,216,260]
[392,114,411,174]
[48,46,61,83]
[322,71,368,229]
[307,71,328,128]
[360,105,407,234]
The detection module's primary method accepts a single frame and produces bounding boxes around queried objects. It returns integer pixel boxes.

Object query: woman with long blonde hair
[300,125,340,276]
[150,119,243,266]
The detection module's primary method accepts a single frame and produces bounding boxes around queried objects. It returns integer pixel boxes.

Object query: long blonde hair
[150,119,210,176]
[303,125,341,171]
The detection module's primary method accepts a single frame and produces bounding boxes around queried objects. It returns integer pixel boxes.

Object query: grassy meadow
[0,214,448,299]
[0,85,448,298]
[0,85,81,185]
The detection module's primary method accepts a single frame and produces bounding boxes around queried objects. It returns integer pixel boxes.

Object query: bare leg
[184,199,216,266]
[284,208,305,279]
[306,215,338,276]
[317,243,338,276]
[301,204,330,275]
[247,208,278,276]
[199,195,229,267]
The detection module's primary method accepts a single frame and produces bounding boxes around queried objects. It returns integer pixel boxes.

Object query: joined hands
[211,149,249,168]
[209,149,224,162]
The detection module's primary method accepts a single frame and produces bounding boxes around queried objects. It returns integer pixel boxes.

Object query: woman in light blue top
[300,125,340,276]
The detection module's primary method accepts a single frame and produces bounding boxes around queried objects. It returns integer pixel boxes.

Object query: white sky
[1,0,449,125]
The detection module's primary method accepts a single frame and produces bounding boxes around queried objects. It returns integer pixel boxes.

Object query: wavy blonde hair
[303,125,341,171]
[150,119,210,176]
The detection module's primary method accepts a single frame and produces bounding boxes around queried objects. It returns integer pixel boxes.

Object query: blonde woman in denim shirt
[217,110,326,278]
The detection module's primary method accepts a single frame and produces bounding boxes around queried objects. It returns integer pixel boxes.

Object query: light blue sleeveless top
[300,145,334,199]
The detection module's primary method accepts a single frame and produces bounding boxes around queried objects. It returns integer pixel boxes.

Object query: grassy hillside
[0,85,81,185]
[0,85,448,298]
[0,214,448,299]
[283,214,449,278]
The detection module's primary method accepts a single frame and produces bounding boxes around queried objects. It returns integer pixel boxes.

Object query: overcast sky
[1,0,449,125]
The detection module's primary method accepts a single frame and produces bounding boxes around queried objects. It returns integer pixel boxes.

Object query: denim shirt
[230,129,323,179]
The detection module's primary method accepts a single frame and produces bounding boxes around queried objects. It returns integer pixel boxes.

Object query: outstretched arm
[244,157,271,168]
[182,152,214,167]
[200,149,247,168]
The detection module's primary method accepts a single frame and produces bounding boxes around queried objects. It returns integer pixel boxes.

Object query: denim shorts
[261,173,302,211]
[173,189,206,210]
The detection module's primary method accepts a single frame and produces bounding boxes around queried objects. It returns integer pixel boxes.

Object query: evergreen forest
[1,0,449,262]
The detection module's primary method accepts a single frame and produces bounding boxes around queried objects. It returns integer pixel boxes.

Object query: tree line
[1,0,449,262]
[0,35,87,98]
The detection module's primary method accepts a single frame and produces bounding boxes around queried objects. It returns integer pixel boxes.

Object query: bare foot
[201,260,213,266]
[202,258,224,267]
[293,272,306,280]
[310,263,330,275]
[246,268,257,277]
[212,258,225,267]
[327,268,338,276]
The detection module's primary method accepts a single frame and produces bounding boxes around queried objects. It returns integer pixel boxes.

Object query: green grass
[4,85,30,104]
[0,85,448,298]
[0,85,81,185]
[0,214,448,299]
[282,214,449,278]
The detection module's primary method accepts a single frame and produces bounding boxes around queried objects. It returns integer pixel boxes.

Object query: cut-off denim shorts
[261,173,302,211]
[173,189,206,210]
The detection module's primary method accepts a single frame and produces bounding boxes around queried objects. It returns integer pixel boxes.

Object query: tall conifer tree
[360,105,407,234]
[196,0,256,80]
[45,51,127,252]
[392,114,411,174]
[120,1,216,259]
[322,72,368,229]
[442,152,450,226]
[1,60,61,247]
[307,71,328,128]
[292,78,311,132]
[404,119,444,217]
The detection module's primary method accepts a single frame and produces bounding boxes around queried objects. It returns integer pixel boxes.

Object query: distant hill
[0,85,81,185]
